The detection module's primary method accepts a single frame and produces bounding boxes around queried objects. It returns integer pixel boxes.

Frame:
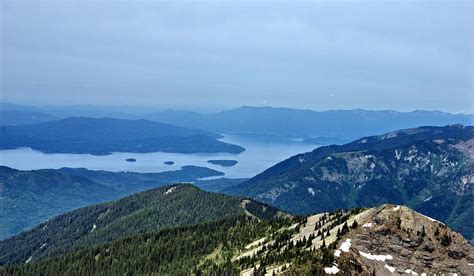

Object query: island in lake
[126,158,137,162]
[207,159,238,167]
[164,161,174,165]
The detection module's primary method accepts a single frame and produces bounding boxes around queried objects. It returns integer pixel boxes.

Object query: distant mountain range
[1,185,471,275]
[146,106,474,142]
[0,111,58,126]
[2,103,472,144]
[0,166,226,240]
[0,117,244,155]
[225,124,474,242]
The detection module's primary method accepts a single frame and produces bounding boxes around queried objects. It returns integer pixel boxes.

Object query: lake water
[0,134,317,178]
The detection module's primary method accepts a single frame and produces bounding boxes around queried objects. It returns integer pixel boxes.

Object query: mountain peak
[232,204,473,275]
[329,204,474,274]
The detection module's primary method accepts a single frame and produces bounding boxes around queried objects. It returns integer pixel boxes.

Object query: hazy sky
[1,0,473,112]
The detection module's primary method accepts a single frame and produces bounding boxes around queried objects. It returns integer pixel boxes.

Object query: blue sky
[1,0,473,112]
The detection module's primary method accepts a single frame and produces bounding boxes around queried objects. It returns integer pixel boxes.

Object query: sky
[1,0,473,113]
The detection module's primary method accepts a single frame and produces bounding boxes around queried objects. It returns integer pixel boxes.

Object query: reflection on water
[0,134,318,178]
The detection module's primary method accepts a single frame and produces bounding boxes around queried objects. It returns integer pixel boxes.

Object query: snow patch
[165,187,177,195]
[25,256,32,264]
[384,264,396,273]
[40,243,47,249]
[298,157,305,163]
[393,205,400,211]
[423,196,432,202]
[359,251,393,262]
[334,239,352,257]
[91,224,97,233]
[419,213,443,225]
[362,222,374,228]
[370,163,376,169]
[307,188,315,196]
[340,239,351,252]
[404,269,418,275]
[324,265,340,274]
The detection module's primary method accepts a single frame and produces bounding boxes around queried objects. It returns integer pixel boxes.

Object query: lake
[0,134,318,178]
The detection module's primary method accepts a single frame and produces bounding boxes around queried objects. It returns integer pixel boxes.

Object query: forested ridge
[1,216,293,275]
[0,184,282,267]
[0,165,226,240]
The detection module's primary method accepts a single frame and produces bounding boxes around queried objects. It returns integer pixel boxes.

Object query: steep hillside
[226,125,474,241]
[146,107,473,142]
[3,205,472,275]
[0,167,113,240]
[0,184,284,267]
[0,117,245,155]
[0,111,58,126]
[0,166,224,240]
[231,204,473,275]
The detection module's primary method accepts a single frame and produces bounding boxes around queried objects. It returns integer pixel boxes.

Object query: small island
[125,158,137,162]
[164,161,175,165]
[207,159,238,167]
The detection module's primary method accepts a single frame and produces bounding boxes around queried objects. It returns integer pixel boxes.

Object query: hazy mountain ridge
[0,166,225,240]
[226,125,474,241]
[0,117,245,155]
[2,104,472,143]
[146,106,474,142]
[0,111,58,126]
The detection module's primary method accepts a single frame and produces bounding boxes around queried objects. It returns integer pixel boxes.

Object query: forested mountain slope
[0,167,113,240]
[0,184,283,267]
[0,166,224,240]
[3,205,472,275]
[226,125,474,241]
